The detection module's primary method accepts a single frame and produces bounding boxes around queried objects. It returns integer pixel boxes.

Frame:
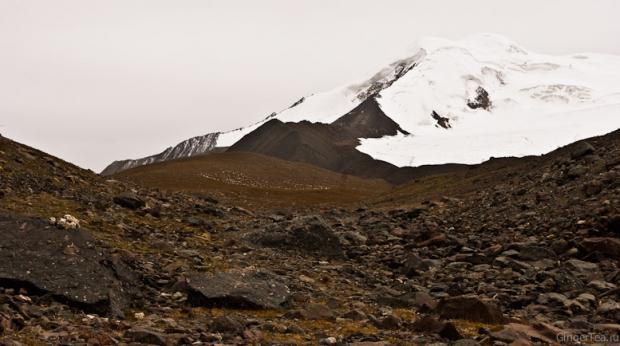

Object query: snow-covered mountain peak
[103,34,620,175]
[357,35,620,167]
[376,34,620,132]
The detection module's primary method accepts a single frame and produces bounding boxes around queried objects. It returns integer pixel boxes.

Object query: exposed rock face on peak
[332,98,409,138]
[431,111,452,129]
[227,98,419,184]
[467,86,492,110]
[101,133,220,176]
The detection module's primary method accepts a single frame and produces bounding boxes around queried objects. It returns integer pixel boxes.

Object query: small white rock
[15,294,32,303]
[56,214,80,229]
[321,337,337,345]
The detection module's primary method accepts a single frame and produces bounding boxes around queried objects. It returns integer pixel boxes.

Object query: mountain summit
[102,34,620,175]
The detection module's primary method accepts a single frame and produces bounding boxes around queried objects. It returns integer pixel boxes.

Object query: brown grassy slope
[114,151,392,210]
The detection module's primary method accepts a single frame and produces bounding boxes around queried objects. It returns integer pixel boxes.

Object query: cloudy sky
[1,0,618,172]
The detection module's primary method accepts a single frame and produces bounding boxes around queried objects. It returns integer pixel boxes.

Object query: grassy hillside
[115,151,392,210]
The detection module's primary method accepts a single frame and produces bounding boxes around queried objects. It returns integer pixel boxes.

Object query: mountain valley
[1,124,620,344]
[2,32,620,346]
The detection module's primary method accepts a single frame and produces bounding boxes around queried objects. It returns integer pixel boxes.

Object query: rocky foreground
[0,130,619,345]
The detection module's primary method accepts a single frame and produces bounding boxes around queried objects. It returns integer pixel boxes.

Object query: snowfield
[358,103,620,167]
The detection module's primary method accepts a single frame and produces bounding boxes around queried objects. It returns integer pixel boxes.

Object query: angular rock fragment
[401,253,430,277]
[570,141,595,159]
[580,237,620,259]
[0,214,137,316]
[187,270,290,309]
[113,193,145,210]
[437,295,505,324]
[247,216,344,258]
[412,316,463,340]
[210,315,244,334]
[300,303,335,321]
[124,328,167,346]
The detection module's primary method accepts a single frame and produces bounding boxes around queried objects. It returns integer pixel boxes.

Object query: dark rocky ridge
[332,98,409,138]
[101,132,220,176]
[229,97,453,184]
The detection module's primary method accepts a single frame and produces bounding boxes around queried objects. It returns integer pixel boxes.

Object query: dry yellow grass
[115,151,392,211]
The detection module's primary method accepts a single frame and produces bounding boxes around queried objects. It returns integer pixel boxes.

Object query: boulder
[371,313,402,330]
[247,216,344,258]
[512,244,557,261]
[0,214,137,317]
[570,141,595,159]
[375,290,437,311]
[608,214,620,235]
[566,164,587,178]
[566,259,600,279]
[300,303,335,321]
[401,253,430,277]
[124,329,167,346]
[580,237,620,259]
[412,316,463,340]
[437,295,505,324]
[187,270,290,309]
[113,193,145,210]
[210,315,244,334]
[490,323,562,345]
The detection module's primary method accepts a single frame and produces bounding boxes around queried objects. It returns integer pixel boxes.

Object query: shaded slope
[228,98,465,184]
[331,98,409,138]
[227,118,404,182]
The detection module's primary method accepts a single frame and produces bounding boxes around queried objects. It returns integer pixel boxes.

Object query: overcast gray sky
[1,0,618,172]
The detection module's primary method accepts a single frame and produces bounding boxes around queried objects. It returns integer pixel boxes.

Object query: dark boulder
[510,244,557,261]
[113,193,145,210]
[300,303,336,321]
[124,328,167,346]
[580,237,620,259]
[607,214,620,235]
[401,253,430,277]
[412,316,463,340]
[210,315,244,334]
[0,214,137,317]
[570,141,595,159]
[431,111,452,129]
[247,216,344,258]
[467,86,492,110]
[187,270,290,309]
[437,295,505,324]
